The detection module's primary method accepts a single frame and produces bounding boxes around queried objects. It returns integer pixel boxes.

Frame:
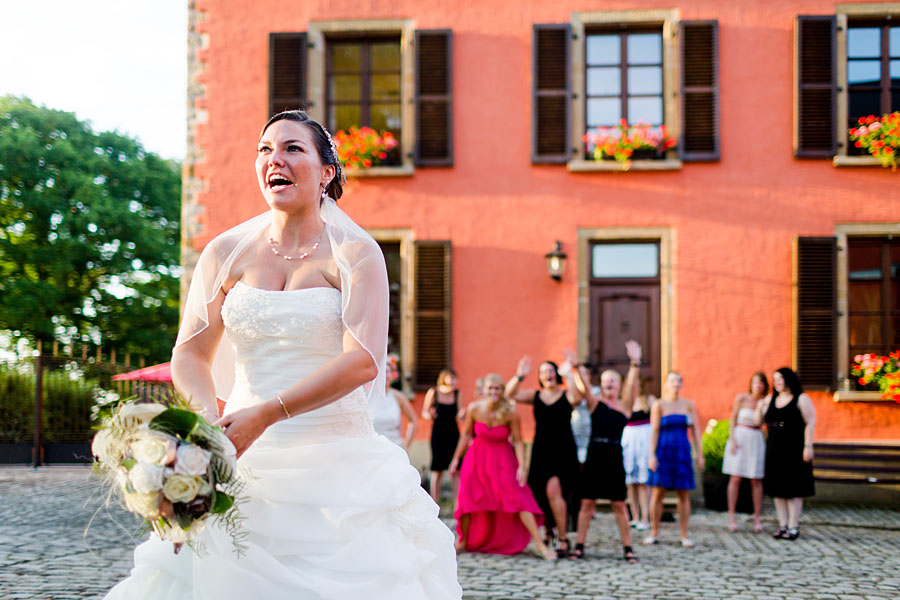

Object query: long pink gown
[454,422,543,554]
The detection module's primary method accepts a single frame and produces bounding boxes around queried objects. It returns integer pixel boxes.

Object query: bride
[105,111,462,599]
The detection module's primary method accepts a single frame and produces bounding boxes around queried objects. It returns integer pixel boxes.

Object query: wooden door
[589,285,661,396]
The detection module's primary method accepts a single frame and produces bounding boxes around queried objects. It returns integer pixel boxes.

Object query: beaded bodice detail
[220,281,370,430]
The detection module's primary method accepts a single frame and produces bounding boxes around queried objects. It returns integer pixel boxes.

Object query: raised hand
[516,355,532,379]
[625,339,642,364]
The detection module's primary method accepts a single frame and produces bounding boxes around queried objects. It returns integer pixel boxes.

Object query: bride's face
[256,120,334,212]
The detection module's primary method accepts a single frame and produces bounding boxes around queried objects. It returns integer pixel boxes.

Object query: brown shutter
[532,24,571,164]
[269,33,307,117]
[796,237,837,389]
[795,16,837,157]
[679,20,719,161]
[413,241,451,390]
[415,30,453,166]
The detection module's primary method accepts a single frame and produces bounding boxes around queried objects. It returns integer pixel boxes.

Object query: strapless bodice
[735,407,757,427]
[220,281,371,436]
[473,422,510,443]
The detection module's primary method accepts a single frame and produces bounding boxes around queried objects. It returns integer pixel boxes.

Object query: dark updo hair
[774,367,803,398]
[539,361,564,388]
[259,110,345,202]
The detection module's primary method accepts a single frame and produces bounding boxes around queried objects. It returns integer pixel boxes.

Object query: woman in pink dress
[449,374,555,560]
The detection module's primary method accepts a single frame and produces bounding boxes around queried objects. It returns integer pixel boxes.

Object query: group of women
[723,368,817,540]
[396,344,818,561]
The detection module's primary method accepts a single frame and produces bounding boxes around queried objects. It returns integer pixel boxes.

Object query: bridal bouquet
[92,397,247,554]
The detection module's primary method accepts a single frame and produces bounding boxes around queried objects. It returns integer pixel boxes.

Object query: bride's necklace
[268,228,323,262]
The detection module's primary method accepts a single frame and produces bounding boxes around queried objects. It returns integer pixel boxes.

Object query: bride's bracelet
[276,394,292,419]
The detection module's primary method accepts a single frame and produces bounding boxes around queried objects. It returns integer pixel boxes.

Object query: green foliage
[0,363,98,442]
[0,95,181,364]
[702,419,730,475]
[149,407,200,440]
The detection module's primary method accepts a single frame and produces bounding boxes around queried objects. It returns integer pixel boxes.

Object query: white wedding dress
[106,281,461,599]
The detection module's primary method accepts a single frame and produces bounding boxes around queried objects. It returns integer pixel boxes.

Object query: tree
[0,96,181,364]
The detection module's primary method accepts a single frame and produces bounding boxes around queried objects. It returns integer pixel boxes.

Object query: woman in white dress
[369,356,419,451]
[104,110,461,600]
[722,372,768,533]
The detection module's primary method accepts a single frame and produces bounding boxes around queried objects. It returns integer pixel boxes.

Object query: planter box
[702,472,755,513]
[0,443,32,464]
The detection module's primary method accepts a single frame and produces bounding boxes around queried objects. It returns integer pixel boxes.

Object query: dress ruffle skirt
[621,423,652,485]
[647,415,695,490]
[105,415,461,600]
[454,424,543,555]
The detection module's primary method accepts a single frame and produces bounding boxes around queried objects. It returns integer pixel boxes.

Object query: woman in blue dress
[644,371,704,548]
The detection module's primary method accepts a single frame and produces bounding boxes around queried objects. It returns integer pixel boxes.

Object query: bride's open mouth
[267,172,295,192]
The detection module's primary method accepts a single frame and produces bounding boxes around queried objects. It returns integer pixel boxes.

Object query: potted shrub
[582,119,676,171]
[849,112,900,170]
[701,418,754,512]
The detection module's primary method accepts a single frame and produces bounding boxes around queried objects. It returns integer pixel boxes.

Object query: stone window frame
[832,3,900,168]
[567,9,683,173]
[307,19,416,177]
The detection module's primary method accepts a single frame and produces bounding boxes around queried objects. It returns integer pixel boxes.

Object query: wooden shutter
[796,237,837,389]
[795,16,837,157]
[532,24,570,164]
[269,33,307,117]
[413,241,451,390]
[415,30,453,166]
[679,20,719,161]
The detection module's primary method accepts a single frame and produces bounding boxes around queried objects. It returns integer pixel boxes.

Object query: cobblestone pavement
[2,466,899,600]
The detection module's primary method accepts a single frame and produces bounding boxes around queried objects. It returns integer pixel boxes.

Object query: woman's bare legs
[638,483,651,526]
[676,489,692,542]
[456,513,469,552]
[519,512,555,560]
[627,484,639,524]
[750,478,763,531]
[575,498,595,545]
[648,486,665,539]
[727,475,742,530]
[787,497,803,529]
[546,477,568,549]
[611,500,633,547]
[773,496,789,529]
[430,470,444,504]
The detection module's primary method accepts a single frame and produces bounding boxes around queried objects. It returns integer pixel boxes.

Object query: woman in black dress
[506,355,580,557]
[755,367,816,540]
[422,369,462,504]
[565,343,640,561]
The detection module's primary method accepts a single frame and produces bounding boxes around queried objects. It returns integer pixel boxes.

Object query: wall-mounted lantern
[544,241,567,282]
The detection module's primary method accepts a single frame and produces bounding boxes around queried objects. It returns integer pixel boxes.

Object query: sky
[0,1,188,160]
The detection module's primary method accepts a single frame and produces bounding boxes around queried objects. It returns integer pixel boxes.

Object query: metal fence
[0,345,170,465]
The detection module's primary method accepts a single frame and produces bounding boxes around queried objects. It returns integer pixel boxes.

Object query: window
[532,11,720,169]
[327,36,402,166]
[846,23,900,155]
[794,6,900,162]
[847,238,900,388]
[795,229,900,395]
[268,21,452,173]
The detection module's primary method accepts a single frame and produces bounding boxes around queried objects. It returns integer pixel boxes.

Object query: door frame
[576,227,674,380]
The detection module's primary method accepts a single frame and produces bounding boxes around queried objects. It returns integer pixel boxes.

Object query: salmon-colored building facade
[184,0,900,445]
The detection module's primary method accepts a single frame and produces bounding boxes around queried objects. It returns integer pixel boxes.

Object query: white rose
[174,444,211,476]
[162,522,189,544]
[118,403,167,425]
[91,430,114,463]
[133,432,177,467]
[123,490,160,518]
[129,462,165,494]
[197,477,212,497]
[212,429,238,480]
[162,474,203,503]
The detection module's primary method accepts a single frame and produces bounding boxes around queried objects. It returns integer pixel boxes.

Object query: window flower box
[582,120,676,171]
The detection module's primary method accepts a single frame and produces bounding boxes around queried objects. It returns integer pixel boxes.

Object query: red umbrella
[112,362,172,382]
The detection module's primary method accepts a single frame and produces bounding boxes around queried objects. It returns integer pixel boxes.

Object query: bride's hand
[214,404,273,458]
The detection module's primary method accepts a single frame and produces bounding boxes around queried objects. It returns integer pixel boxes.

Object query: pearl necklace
[267,228,323,262]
